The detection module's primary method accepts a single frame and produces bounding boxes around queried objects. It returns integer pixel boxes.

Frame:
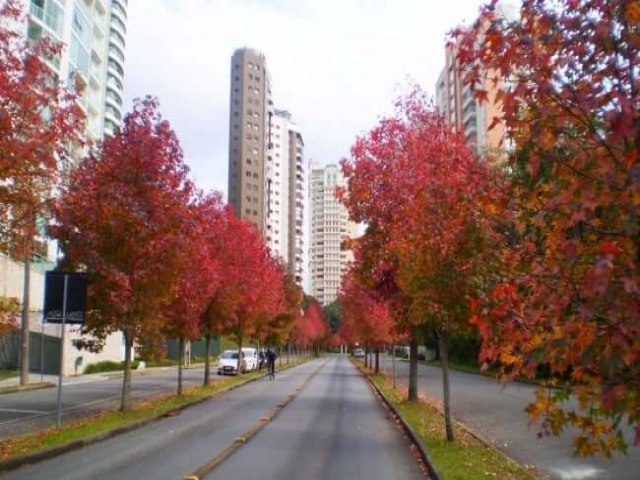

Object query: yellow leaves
[626,1,640,25]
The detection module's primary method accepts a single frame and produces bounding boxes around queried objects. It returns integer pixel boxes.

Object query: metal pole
[392,344,396,389]
[40,321,44,383]
[56,274,68,429]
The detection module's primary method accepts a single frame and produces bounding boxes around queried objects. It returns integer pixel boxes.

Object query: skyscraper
[227,48,305,284]
[309,163,357,306]
[228,48,272,232]
[435,1,518,159]
[26,0,128,141]
[265,109,304,284]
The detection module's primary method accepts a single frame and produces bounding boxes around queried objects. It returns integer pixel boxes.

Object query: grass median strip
[0,357,311,465]
[365,370,538,480]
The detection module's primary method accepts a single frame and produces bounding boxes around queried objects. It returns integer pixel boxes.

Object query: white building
[27,0,128,141]
[1,0,131,375]
[309,164,357,306]
[265,109,304,284]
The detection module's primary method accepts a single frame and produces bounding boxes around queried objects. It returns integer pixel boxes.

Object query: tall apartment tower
[266,110,305,284]
[228,48,273,232]
[435,1,517,158]
[435,44,505,157]
[26,0,128,141]
[228,48,305,284]
[309,163,357,306]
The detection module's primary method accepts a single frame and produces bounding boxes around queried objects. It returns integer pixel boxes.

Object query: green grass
[365,369,538,480]
[0,357,310,462]
[0,369,18,382]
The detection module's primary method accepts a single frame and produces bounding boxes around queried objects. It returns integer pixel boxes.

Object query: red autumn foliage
[0,0,85,257]
[455,0,640,455]
[338,270,394,348]
[291,298,330,348]
[340,89,506,439]
[53,97,194,410]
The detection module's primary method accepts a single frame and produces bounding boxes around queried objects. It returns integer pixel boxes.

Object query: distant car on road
[353,348,365,358]
[217,350,246,375]
[242,347,258,372]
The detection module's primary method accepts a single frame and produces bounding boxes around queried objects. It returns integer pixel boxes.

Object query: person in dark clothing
[258,350,266,371]
[266,347,277,380]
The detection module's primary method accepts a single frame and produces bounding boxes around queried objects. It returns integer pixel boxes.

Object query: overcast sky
[122,0,488,198]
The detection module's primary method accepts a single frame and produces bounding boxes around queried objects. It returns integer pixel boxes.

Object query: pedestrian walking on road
[266,347,277,380]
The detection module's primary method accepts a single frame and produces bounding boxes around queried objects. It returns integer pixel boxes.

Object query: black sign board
[44,272,88,324]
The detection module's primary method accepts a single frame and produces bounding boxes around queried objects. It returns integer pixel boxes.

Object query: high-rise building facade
[26,0,128,141]
[435,44,505,158]
[309,163,357,306]
[436,1,518,159]
[265,110,304,284]
[228,48,272,232]
[228,48,305,284]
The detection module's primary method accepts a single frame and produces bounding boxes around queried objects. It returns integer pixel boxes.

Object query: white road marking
[0,408,47,414]
[549,466,606,479]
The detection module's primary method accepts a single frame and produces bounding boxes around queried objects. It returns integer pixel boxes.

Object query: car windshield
[221,352,238,359]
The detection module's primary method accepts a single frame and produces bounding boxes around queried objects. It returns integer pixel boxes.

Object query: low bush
[84,360,139,374]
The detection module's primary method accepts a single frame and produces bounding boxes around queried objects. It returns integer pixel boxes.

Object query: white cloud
[123,0,486,198]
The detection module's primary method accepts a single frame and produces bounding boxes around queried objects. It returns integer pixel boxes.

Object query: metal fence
[0,331,61,375]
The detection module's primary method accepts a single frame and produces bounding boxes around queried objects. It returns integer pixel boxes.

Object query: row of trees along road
[0,0,330,411]
[336,0,639,456]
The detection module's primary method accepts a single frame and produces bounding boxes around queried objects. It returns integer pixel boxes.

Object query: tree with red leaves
[291,298,330,356]
[338,269,394,373]
[199,209,284,374]
[341,90,505,441]
[1,0,85,386]
[456,0,640,455]
[162,192,224,394]
[53,98,193,411]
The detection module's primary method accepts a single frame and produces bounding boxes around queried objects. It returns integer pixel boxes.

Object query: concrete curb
[0,358,311,474]
[0,382,56,395]
[353,361,441,480]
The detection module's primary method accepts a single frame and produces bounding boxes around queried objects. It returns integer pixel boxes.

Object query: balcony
[110,28,126,51]
[108,60,124,82]
[111,15,127,38]
[111,0,128,23]
[29,2,63,37]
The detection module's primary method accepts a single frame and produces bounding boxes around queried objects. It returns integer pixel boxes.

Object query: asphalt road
[0,365,216,439]
[380,355,640,480]
[1,356,425,480]
[209,356,424,480]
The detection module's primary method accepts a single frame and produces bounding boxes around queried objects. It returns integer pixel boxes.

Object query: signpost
[43,272,87,429]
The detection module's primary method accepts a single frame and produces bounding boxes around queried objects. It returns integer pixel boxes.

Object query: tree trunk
[203,333,211,386]
[19,256,31,386]
[237,335,243,375]
[375,347,380,374]
[439,332,455,442]
[364,345,368,368]
[408,334,418,401]
[287,342,291,365]
[178,337,184,395]
[120,329,133,411]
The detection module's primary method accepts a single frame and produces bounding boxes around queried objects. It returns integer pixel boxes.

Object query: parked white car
[242,347,258,372]
[217,350,245,375]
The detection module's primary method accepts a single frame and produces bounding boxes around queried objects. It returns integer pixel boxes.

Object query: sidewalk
[0,364,204,392]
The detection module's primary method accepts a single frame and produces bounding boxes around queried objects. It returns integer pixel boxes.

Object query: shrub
[84,360,139,374]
